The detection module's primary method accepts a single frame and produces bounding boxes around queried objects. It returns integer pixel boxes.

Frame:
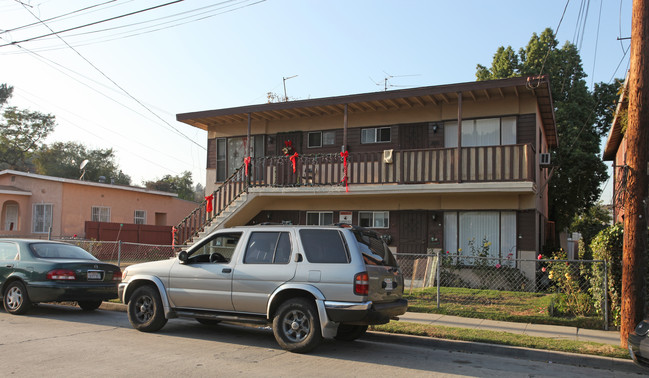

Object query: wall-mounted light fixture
[432,124,439,133]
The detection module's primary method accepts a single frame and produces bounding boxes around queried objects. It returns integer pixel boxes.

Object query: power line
[0,0,184,48]
[0,0,117,35]
[15,1,205,151]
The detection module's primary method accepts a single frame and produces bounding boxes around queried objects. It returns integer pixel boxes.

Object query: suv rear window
[299,229,349,263]
[352,230,397,267]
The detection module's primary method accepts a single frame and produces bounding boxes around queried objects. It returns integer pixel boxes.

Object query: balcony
[249,143,536,187]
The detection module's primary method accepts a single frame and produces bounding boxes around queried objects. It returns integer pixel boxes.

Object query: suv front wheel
[127,285,167,332]
[273,298,322,353]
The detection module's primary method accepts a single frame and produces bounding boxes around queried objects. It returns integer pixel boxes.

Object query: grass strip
[372,321,629,360]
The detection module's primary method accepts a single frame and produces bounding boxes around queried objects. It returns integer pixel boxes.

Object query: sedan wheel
[3,281,32,315]
[127,285,167,332]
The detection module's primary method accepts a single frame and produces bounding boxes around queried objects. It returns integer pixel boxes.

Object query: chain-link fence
[49,239,179,267]
[396,252,609,329]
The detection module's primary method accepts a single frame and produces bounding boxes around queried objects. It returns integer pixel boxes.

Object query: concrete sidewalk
[398,312,621,346]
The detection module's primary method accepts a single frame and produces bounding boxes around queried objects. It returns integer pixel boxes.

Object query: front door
[398,211,428,254]
[4,204,18,231]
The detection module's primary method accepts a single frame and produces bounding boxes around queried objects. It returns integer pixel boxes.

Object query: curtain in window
[444,212,458,254]
[444,122,458,148]
[501,117,517,145]
[459,211,500,259]
[501,211,517,265]
[465,118,500,147]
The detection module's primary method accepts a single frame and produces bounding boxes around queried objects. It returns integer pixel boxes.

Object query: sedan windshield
[29,243,98,260]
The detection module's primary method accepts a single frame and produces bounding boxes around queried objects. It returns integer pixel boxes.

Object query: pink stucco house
[0,170,197,239]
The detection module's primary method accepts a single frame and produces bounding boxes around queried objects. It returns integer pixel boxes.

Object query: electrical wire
[590,0,603,89]
[0,0,184,48]
[15,1,205,150]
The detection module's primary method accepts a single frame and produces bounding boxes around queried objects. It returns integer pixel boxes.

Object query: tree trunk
[621,0,649,348]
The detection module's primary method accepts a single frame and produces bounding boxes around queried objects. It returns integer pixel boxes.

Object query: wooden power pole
[621,0,649,347]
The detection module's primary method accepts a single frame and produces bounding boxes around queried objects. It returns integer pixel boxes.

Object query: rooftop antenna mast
[370,72,421,91]
[283,75,298,101]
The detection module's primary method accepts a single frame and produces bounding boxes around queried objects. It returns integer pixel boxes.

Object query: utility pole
[621,0,649,348]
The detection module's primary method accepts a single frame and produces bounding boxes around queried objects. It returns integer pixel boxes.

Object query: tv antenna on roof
[79,159,89,180]
[370,71,421,91]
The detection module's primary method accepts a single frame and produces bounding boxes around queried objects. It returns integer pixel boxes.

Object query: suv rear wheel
[273,298,322,353]
[128,285,167,332]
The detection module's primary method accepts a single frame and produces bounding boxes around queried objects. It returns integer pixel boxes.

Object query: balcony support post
[343,103,348,152]
[457,92,463,183]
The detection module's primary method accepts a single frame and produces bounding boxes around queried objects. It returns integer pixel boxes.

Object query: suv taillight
[47,269,76,280]
[354,272,369,295]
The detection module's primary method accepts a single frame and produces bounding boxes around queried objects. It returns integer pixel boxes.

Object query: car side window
[244,232,292,264]
[299,229,350,263]
[189,232,241,263]
[0,242,19,260]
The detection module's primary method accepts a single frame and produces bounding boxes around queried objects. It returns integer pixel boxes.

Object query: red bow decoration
[290,152,299,173]
[244,156,251,176]
[340,151,349,192]
[205,194,214,213]
[172,226,177,248]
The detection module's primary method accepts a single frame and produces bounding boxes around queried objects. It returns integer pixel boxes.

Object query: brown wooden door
[399,123,428,149]
[398,211,428,254]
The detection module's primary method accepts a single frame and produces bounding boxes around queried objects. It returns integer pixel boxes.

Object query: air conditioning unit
[540,153,551,167]
[383,149,393,164]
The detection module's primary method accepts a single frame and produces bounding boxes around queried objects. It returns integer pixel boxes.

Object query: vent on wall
[540,153,551,167]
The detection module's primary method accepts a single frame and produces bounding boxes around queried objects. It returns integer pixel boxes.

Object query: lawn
[405,286,604,329]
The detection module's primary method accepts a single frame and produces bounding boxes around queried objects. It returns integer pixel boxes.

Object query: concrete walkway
[398,312,621,346]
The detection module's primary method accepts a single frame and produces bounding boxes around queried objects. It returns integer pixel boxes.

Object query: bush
[589,223,623,328]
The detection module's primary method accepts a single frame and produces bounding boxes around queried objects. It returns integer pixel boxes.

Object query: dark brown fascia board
[603,73,629,161]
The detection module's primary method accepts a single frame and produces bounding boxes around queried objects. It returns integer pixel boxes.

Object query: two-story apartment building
[603,76,628,223]
[0,170,197,241]
[175,76,557,263]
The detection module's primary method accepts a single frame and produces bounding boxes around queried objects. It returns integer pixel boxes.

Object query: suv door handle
[222,268,232,273]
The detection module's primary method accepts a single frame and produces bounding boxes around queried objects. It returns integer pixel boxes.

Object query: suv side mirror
[294,253,303,263]
[178,251,188,263]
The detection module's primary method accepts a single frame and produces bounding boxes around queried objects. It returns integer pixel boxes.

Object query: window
[361,127,391,144]
[32,204,52,233]
[189,232,242,263]
[323,131,336,145]
[134,210,146,224]
[308,132,322,148]
[92,206,110,222]
[299,229,349,263]
[0,242,19,260]
[306,211,333,225]
[359,211,389,228]
[244,232,292,264]
[444,211,517,265]
[444,117,517,148]
[216,138,226,182]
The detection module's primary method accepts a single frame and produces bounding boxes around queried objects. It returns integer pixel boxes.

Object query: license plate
[87,271,103,280]
[384,278,393,291]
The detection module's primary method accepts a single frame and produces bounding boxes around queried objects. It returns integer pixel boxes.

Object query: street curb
[364,331,645,374]
[98,301,645,373]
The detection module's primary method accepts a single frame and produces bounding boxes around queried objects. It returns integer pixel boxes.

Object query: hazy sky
[0,0,632,203]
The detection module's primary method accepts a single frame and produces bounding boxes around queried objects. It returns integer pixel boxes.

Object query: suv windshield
[352,229,397,267]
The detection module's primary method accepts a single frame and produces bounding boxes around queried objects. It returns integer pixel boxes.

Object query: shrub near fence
[396,252,609,329]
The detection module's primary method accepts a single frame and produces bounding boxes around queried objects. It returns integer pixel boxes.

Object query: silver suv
[119,224,407,353]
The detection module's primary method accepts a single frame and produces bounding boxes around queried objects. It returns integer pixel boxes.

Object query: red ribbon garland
[244,156,251,176]
[172,226,177,248]
[340,151,349,192]
[205,194,214,213]
[290,152,299,173]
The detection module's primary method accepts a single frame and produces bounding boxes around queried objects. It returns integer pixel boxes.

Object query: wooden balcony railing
[174,144,535,246]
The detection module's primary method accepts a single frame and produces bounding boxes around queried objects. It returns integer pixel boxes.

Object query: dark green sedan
[0,239,121,315]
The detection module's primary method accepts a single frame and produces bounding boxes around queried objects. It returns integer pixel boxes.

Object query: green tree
[0,83,13,107]
[476,28,616,238]
[144,171,196,201]
[0,106,56,170]
[35,141,131,185]
[571,203,612,260]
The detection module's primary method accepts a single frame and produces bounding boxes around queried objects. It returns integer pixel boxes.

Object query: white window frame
[92,206,111,223]
[358,211,389,228]
[306,211,334,226]
[32,203,53,234]
[361,127,391,144]
[134,210,146,224]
